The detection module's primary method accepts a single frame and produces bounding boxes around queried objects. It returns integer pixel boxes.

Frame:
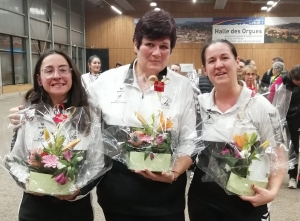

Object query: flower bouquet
[5,104,110,195]
[102,110,176,172]
[223,133,271,196]
[26,126,83,195]
[122,111,173,172]
[204,132,271,196]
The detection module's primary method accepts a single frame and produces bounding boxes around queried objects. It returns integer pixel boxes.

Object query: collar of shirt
[201,81,252,114]
[123,59,168,85]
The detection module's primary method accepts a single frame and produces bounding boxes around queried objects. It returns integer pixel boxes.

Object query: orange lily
[157,111,173,132]
[234,134,245,150]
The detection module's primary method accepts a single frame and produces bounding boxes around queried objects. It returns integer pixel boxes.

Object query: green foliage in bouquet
[220,132,270,178]
[121,111,173,160]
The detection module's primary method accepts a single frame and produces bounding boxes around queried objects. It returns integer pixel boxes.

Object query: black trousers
[103,212,185,221]
[188,168,269,221]
[287,122,300,179]
[19,192,93,221]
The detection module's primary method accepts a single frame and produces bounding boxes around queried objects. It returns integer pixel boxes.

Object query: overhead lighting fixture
[267,7,272,12]
[102,0,122,14]
[111,5,122,14]
[272,2,278,7]
[154,7,160,11]
[261,6,268,10]
[150,2,157,7]
[267,1,274,5]
[193,0,196,2]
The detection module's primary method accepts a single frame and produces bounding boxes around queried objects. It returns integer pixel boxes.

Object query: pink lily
[156,134,164,146]
[54,173,68,185]
[63,150,72,162]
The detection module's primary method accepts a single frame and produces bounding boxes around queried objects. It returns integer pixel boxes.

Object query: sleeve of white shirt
[176,80,197,156]
[254,98,284,146]
[6,125,30,185]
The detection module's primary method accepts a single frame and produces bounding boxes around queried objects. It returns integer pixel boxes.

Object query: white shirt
[198,82,283,145]
[81,72,100,91]
[88,60,196,155]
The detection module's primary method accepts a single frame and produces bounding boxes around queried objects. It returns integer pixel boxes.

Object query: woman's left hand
[239,185,277,207]
[55,190,80,200]
[135,169,175,183]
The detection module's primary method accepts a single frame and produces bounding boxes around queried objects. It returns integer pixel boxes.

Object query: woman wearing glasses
[7,49,99,221]
[242,65,258,92]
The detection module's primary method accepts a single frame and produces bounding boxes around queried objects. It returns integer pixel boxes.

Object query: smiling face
[38,54,72,105]
[134,38,171,76]
[203,42,239,88]
[88,57,101,74]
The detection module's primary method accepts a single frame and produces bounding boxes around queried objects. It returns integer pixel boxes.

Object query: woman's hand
[55,190,80,200]
[239,184,277,207]
[135,169,177,183]
[9,105,24,126]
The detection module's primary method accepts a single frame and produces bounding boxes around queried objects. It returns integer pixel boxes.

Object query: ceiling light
[193,0,196,3]
[111,5,122,14]
[267,1,274,5]
[267,7,272,12]
[261,6,268,10]
[272,2,278,7]
[154,7,160,11]
[150,2,157,7]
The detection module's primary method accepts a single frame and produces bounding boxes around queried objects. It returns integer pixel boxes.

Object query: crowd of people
[4,8,300,221]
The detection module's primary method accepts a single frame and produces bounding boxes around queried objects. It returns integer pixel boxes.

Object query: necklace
[89,72,100,83]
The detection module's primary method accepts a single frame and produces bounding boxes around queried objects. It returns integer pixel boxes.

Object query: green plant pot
[27,172,74,195]
[127,152,171,172]
[226,172,268,196]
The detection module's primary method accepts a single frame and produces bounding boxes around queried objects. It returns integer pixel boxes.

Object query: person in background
[88,10,196,221]
[268,65,300,189]
[170,63,181,74]
[245,59,256,66]
[188,39,285,221]
[260,57,284,92]
[237,58,245,81]
[198,70,213,94]
[6,49,97,221]
[245,59,259,84]
[81,55,101,90]
[242,65,258,92]
[270,61,285,86]
[115,62,122,68]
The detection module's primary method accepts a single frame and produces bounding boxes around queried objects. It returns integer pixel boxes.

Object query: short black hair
[201,39,237,67]
[133,10,177,50]
[239,59,245,64]
[290,65,300,81]
[272,57,284,63]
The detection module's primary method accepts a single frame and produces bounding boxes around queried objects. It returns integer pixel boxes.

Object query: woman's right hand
[9,105,24,126]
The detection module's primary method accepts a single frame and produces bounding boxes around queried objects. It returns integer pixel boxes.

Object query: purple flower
[156,134,164,146]
[221,148,230,155]
[42,155,58,168]
[54,173,68,185]
[63,150,72,162]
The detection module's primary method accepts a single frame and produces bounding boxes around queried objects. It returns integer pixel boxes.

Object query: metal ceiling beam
[114,0,135,10]
[214,0,228,9]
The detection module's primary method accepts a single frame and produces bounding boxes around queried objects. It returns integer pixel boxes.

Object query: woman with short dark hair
[88,9,196,221]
